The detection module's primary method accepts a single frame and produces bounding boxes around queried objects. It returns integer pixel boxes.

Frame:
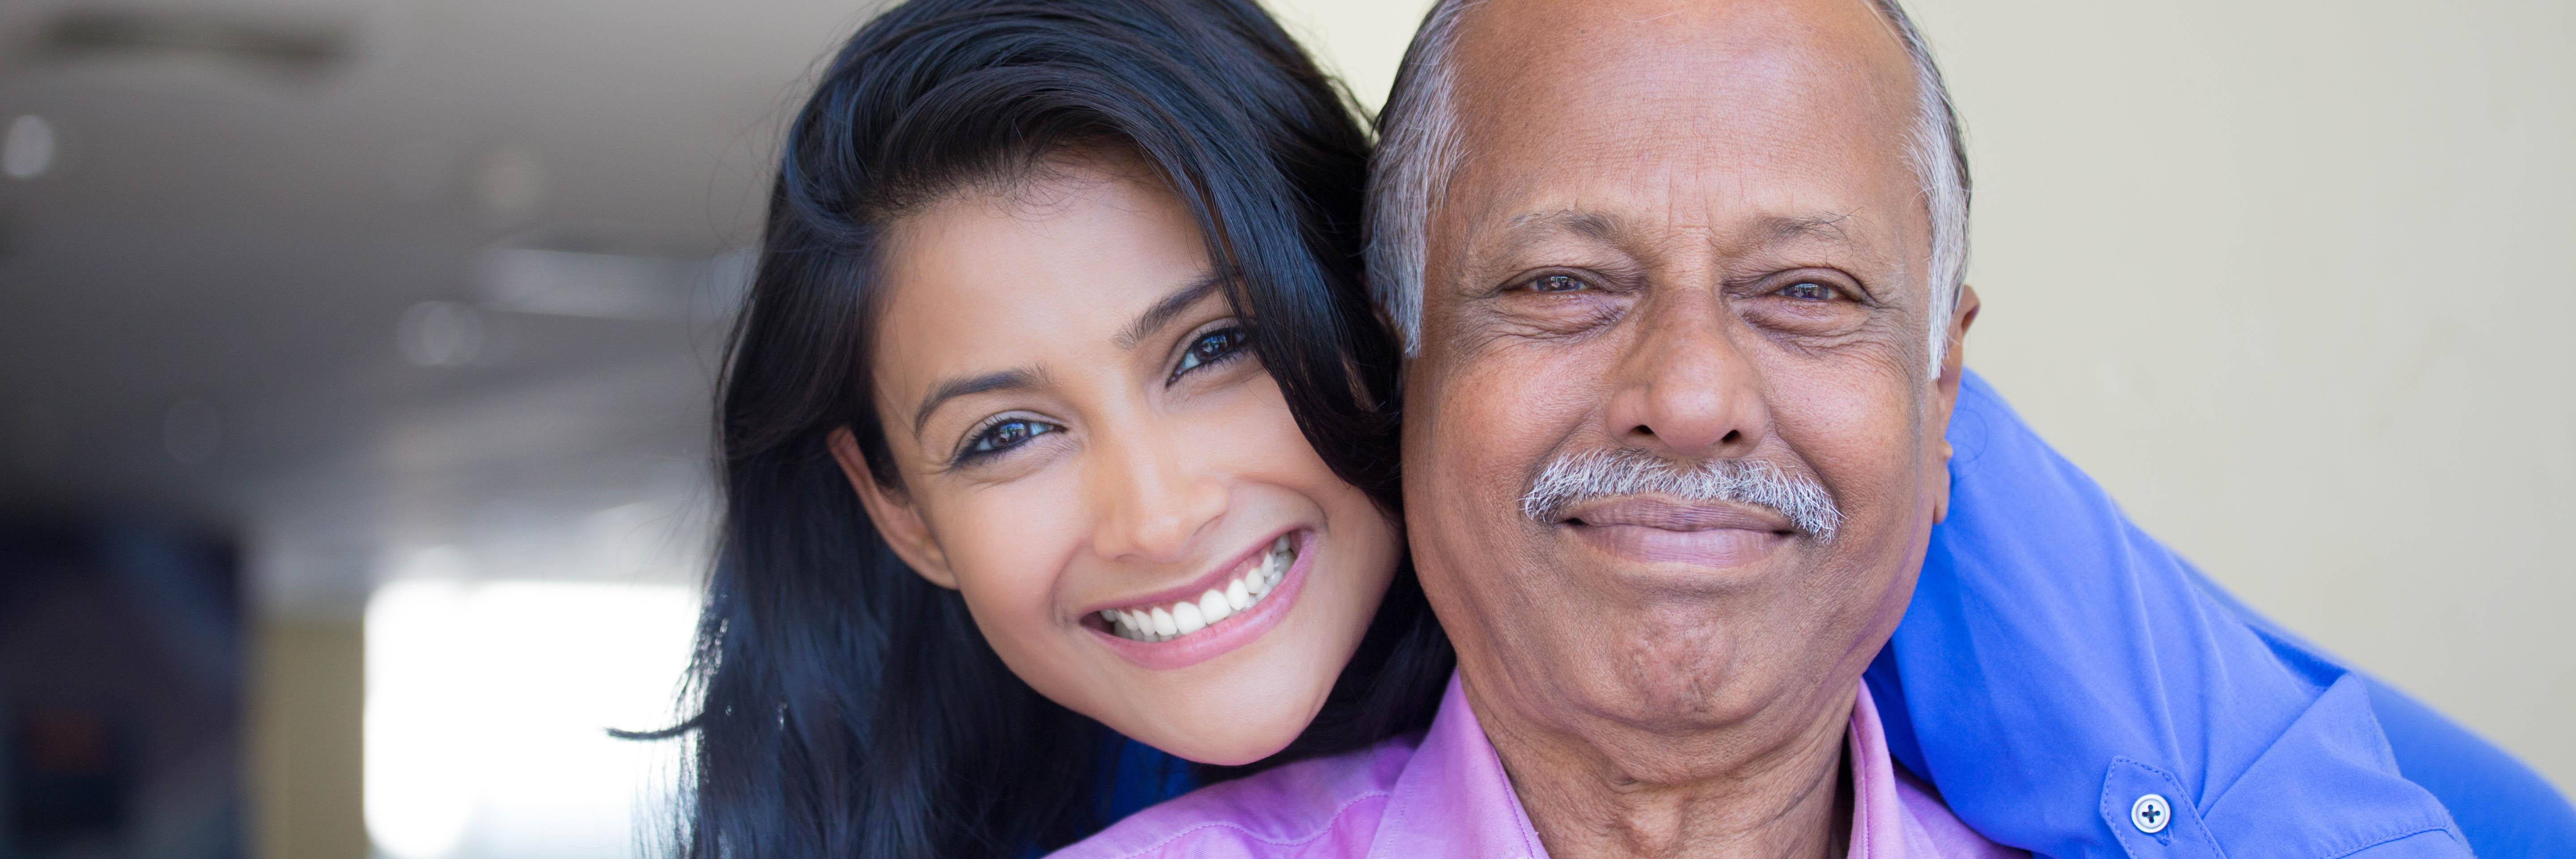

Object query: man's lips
[1554,496,1796,567]
[1555,496,1797,532]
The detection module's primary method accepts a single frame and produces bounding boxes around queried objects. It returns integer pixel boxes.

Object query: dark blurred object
[10,708,135,850]
[0,519,242,859]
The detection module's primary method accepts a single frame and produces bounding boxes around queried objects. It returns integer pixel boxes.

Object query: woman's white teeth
[1103,536,1295,643]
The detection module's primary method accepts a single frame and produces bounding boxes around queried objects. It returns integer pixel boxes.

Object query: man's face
[1403,0,1971,751]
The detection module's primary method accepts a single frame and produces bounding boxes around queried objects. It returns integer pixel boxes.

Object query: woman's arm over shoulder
[1865,370,2545,858]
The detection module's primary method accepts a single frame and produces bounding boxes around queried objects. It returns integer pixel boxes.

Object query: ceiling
[0,0,877,618]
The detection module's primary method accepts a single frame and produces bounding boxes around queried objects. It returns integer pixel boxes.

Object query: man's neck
[1468,678,1858,859]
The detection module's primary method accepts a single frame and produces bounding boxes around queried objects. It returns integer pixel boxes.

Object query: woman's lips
[1556,497,1795,567]
[1095,534,1293,642]
[1085,530,1312,671]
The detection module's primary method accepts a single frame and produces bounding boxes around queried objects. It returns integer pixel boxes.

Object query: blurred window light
[397,301,491,367]
[472,230,752,324]
[364,578,698,859]
[476,248,699,321]
[4,115,57,179]
[37,8,354,76]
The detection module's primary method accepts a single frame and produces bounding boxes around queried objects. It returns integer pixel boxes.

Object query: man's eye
[960,418,1057,461]
[1527,274,1589,293]
[1778,281,1836,302]
[1171,327,1247,381]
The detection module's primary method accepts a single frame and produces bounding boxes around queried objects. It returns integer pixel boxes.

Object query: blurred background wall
[0,0,866,855]
[0,0,2564,856]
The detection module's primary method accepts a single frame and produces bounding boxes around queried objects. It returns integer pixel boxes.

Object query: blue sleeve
[1863,370,2565,858]
[2182,561,2576,856]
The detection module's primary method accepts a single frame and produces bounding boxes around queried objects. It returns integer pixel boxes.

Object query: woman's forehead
[870,165,1216,395]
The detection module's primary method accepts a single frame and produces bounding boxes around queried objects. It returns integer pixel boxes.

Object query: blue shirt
[1098,370,2574,857]
[1867,370,2572,857]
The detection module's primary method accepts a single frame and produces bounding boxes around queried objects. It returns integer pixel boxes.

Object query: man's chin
[1562,522,1795,571]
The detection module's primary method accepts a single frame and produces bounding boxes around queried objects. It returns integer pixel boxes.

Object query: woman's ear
[827,427,961,590]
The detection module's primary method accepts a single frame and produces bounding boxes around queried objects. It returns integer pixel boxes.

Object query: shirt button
[2130,793,2173,834]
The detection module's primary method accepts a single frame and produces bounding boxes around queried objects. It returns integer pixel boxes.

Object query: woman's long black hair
[671,0,1452,856]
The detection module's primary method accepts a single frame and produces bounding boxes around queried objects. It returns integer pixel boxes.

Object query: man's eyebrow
[1115,270,1230,350]
[1502,209,1626,243]
[1763,212,1859,245]
[912,367,1043,438]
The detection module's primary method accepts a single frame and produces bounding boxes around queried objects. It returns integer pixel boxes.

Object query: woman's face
[836,154,1402,765]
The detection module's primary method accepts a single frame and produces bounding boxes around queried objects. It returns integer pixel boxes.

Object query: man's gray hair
[1365,0,1971,376]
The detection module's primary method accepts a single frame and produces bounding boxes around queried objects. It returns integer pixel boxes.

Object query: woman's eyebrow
[1114,270,1228,350]
[912,367,1043,437]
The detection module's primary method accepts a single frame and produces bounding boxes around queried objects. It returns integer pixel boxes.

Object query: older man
[1057,0,2549,855]
[1385,0,2007,852]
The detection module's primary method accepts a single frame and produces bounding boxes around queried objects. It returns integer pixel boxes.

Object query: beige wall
[250,621,369,859]
[1904,0,2576,793]
[1260,0,1426,118]
[1268,0,2576,793]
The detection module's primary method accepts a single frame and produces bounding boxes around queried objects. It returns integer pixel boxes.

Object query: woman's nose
[1086,430,1226,564]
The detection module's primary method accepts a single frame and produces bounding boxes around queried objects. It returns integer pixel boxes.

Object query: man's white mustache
[1520,447,1843,541]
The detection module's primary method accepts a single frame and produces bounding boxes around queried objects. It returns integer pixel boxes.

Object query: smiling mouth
[1095,535,1296,643]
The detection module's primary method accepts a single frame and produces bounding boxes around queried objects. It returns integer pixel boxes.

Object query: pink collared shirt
[1051,675,2024,859]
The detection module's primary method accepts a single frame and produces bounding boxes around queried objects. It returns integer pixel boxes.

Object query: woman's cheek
[936,479,1093,682]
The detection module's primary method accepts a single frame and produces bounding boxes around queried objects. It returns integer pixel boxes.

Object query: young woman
[672,1,2546,858]
[681,1,1446,855]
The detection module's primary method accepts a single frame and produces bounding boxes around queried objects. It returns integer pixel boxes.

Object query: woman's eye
[1528,274,1589,293]
[1778,281,1837,302]
[960,418,1057,461]
[1170,327,1247,381]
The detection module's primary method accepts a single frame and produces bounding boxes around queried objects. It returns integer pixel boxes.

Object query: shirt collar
[1366,674,1909,859]
[1364,673,1548,859]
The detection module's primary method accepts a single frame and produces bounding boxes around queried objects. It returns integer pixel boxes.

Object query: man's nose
[1602,292,1769,459]
[1088,427,1226,564]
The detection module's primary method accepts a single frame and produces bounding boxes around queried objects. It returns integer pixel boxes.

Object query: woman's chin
[1102,684,1324,765]
[1133,719,1305,766]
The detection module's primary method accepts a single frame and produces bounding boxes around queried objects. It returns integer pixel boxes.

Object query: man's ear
[1929,285,1982,525]
[826,426,961,590]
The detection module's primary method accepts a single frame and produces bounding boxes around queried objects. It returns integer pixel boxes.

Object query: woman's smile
[1086,530,1312,670]
[1094,532,1294,641]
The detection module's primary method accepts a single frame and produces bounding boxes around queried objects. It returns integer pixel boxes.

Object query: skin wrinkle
[1400,0,1980,856]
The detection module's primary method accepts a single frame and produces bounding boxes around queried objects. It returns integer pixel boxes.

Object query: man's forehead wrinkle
[1453,0,1922,127]
[1446,31,1915,181]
